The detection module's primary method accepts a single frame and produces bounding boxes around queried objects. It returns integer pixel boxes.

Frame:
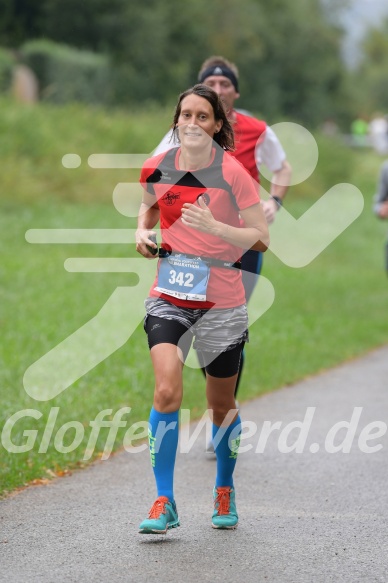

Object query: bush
[20,39,113,105]
[0,48,16,93]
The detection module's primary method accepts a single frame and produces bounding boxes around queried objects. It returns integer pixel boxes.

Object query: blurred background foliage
[0,0,387,128]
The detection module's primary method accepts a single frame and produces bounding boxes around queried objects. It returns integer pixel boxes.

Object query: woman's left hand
[181,195,218,234]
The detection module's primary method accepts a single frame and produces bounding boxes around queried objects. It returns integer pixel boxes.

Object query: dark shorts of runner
[143,298,248,378]
[241,249,263,303]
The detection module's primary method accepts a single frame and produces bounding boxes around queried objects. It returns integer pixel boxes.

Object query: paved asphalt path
[1,345,388,583]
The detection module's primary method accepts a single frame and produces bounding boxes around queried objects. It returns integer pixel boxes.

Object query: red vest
[231,111,267,183]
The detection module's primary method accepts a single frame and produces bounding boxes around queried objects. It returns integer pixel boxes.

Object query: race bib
[155,254,210,301]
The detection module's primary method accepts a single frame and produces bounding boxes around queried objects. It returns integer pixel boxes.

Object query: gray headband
[198,65,239,92]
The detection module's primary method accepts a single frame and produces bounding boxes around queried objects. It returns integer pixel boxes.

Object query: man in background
[373,159,388,274]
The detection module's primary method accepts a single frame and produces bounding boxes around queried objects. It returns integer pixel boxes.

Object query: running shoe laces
[214,487,232,515]
[212,486,238,529]
[148,496,169,519]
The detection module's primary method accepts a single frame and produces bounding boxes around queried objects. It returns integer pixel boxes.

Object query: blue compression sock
[148,407,179,502]
[212,415,242,488]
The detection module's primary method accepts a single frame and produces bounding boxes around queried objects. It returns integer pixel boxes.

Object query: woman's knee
[153,378,182,411]
[210,405,239,428]
[150,344,184,410]
[207,376,238,424]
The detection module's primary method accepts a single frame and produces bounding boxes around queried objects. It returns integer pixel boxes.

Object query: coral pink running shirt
[140,145,260,309]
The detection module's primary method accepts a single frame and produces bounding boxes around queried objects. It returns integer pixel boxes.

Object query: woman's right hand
[135,229,158,258]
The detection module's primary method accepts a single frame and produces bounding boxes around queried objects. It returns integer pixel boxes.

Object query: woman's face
[177,94,223,149]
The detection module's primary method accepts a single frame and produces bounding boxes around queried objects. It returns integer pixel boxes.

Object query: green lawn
[1,99,387,496]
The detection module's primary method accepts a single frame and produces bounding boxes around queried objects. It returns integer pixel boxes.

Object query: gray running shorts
[144,297,249,353]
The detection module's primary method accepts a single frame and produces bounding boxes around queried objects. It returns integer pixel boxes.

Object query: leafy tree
[232,0,346,125]
[40,0,127,52]
[352,18,388,114]
[0,0,350,126]
[0,0,45,47]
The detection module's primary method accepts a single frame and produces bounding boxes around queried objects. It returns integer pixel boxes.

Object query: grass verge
[1,100,387,496]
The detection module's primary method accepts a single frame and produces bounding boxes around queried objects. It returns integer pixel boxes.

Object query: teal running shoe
[212,486,238,529]
[139,496,180,534]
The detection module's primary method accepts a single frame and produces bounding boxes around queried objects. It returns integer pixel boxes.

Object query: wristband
[271,196,283,208]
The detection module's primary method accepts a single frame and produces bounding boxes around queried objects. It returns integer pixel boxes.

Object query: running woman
[136,84,269,533]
